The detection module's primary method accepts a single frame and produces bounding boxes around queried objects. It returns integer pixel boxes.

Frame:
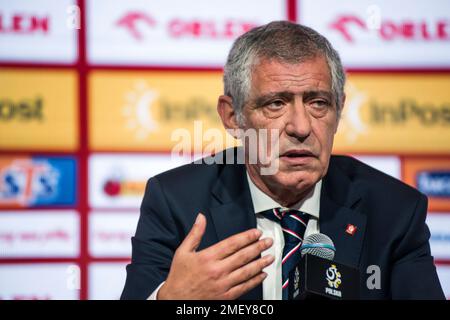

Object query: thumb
[180,213,206,252]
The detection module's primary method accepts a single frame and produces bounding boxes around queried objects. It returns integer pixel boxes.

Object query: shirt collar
[246,171,321,219]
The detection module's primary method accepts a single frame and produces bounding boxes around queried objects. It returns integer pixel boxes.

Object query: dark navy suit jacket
[121,149,445,300]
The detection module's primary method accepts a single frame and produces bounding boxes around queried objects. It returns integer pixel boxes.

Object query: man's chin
[269,171,319,192]
[277,158,319,175]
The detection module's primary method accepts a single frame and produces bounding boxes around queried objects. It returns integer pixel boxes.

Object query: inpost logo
[122,80,219,141]
[335,75,450,153]
[123,81,159,141]
[339,82,368,143]
[89,71,224,151]
[0,96,44,122]
[370,100,450,126]
[341,82,450,141]
[0,69,78,151]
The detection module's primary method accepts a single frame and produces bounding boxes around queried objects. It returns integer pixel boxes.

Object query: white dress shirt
[149,171,322,300]
[247,172,322,300]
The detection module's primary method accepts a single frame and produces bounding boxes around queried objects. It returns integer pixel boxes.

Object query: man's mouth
[279,149,316,164]
[281,149,315,158]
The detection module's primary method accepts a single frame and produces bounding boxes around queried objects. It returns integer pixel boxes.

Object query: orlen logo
[0,13,49,35]
[0,159,58,206]
[417,171,450,198]
[116,11,257,41]
[116,12,156,41]
[330,15,450,42]
[103,177,146,198]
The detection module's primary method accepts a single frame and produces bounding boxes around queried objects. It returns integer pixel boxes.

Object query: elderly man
[121,21,444,300]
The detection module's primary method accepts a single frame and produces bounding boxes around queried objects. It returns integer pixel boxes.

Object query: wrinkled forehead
[248,56,333,96]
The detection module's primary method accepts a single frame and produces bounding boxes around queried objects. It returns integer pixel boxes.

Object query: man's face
[241,55,340,198]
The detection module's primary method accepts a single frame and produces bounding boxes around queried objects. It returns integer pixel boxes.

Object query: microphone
[288,233,360,300]
[300,233,336,259]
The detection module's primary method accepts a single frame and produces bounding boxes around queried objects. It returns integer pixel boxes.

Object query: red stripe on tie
[282,242,302,264]
[282,279,289,289]
[290,214,307,227]
[282,228,302,241]
[273,208,282,220]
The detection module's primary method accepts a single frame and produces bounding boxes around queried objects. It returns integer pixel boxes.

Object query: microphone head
[300,233,336,260]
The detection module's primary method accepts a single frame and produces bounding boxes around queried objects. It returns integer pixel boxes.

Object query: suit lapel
[320,157,367,269]
[209,160,262,300]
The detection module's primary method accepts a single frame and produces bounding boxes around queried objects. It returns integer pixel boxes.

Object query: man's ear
[217,95,240,131]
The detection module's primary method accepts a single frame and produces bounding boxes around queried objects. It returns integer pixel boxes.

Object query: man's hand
[158,213,274,300]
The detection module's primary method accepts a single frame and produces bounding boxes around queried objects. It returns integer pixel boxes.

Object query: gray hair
[223,21,346,124]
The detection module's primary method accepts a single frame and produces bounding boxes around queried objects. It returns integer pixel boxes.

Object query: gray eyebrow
[254,90,332,106]
[254,91,294,106]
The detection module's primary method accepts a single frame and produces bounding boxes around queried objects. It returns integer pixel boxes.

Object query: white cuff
[147,281,165,300]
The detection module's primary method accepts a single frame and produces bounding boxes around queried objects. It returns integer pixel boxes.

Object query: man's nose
[284,98,312,141]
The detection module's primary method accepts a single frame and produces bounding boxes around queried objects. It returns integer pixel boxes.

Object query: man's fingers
[204,228,262,260]
[224,272,268,300]
[179,213,207,252]
[225,254,274,289]
[221,237,273,273]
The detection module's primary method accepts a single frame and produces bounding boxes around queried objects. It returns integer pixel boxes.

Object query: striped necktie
[260,208,310,300]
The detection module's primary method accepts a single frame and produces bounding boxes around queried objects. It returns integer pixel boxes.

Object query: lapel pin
[346,224,357,236]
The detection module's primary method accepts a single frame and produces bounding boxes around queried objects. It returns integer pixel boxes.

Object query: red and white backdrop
[1,0,450,300]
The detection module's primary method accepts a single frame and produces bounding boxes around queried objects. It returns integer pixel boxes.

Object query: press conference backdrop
[0,0,450,300]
